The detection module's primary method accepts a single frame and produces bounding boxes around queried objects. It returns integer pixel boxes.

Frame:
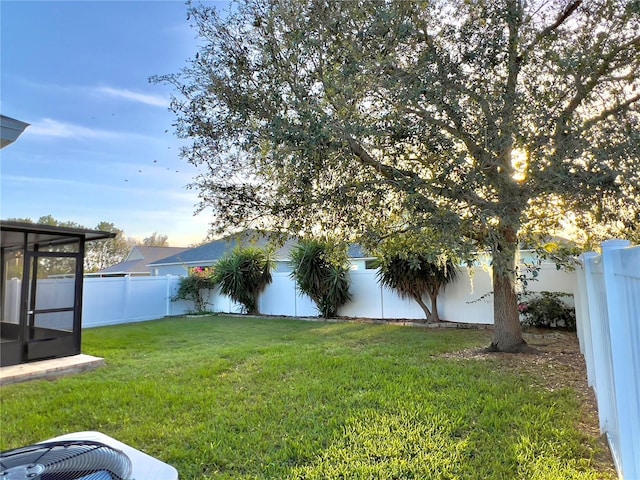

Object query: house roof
[96,246,189,275]
[1,115,30,149]
[149,231,373,267]
[148,231,293,267]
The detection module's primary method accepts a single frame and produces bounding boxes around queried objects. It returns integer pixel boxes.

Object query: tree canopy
[142,232,170,247]
[159,0,640,351]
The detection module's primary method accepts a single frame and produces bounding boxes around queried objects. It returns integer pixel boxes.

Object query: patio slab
[0,354,105,386]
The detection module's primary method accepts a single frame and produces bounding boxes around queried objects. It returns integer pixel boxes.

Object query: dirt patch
[441,330,616,477]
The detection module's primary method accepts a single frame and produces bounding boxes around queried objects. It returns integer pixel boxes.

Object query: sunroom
[0,221,114,366]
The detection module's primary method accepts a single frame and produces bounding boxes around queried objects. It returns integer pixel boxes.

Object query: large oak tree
[158,0,640,352]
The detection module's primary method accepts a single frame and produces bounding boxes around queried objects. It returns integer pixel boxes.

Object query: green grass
[0,316,612,479]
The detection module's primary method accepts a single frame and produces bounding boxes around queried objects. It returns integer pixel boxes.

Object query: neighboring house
[88,246,189,277]
[347,244,376,270]
[148,230,375,277]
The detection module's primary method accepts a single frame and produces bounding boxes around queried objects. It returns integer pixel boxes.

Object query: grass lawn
[0,316,613,479]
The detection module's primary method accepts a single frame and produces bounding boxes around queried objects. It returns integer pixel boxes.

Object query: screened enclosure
[0,221,114,367]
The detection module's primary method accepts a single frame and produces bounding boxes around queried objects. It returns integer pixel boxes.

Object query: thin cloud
[14,78,169,107]
[26,118,160,142]
[96,86,169,107]
[28,118,124,139]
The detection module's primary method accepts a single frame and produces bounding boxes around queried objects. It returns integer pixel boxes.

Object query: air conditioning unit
[0,431,178,480]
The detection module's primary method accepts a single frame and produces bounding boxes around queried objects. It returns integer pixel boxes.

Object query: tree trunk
[489,229,528,352]
[427,291,440,323]
[413,294,433,323]
[249,295,260,316]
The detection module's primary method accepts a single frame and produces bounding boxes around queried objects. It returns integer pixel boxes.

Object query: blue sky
[1,0,228,246]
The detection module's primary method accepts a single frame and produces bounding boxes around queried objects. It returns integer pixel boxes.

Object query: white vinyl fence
[77,261,574,326]
[2,262,577,329]
[574,240,640,480]
[82,275,184,327]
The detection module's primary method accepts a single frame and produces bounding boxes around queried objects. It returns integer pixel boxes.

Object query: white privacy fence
[82,275,184,327]
[574,240,640,480]
[1,262,577,329]
[12,261,572,328]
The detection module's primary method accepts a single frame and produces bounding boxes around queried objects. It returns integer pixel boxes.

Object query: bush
[214,247,274,315]
[289,239,351,318]
[373,232,461,323]
[172,266,217,313]
[519,291,576,331]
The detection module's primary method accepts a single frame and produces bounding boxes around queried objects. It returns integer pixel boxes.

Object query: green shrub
[172,266,217,313]
[289,239,351,318]
[519,291,576,330]
[373,232,461,323]
[214,247,274,315]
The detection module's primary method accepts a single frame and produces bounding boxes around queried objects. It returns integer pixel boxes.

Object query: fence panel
[340,271,386,318]
[83,276,184,327]
[260,273,298,316]
[126,276,174,321]
[2,278,20,324]
[166,276,190,316]
[36,278,75,310]
[438,268,493,324]
[576,241,640,480]
[82,277,128,327]
[294,289,321,317]
[603,243,640,480]
[530,264,577,301]
[584,253,619,438]
[259,273,319,317]
[574,255,596,384]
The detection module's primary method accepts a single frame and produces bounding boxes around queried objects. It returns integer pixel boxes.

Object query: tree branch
[344,135,423,185]
[552,35,640,154]
[580,92,640,132]
[520,0,583,61]
[344,135,491,210]
[561,35,640,122]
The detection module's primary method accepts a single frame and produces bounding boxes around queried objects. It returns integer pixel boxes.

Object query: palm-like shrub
[214,247,274,315]
[375,234,461,323]
[290,240,351,318]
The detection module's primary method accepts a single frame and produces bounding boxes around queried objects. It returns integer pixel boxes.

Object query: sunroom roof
[0,221,116,249]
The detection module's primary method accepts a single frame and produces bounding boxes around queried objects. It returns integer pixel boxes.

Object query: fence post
[601,239,636,480]
[123,275,131,323]
[165,275,173,317]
